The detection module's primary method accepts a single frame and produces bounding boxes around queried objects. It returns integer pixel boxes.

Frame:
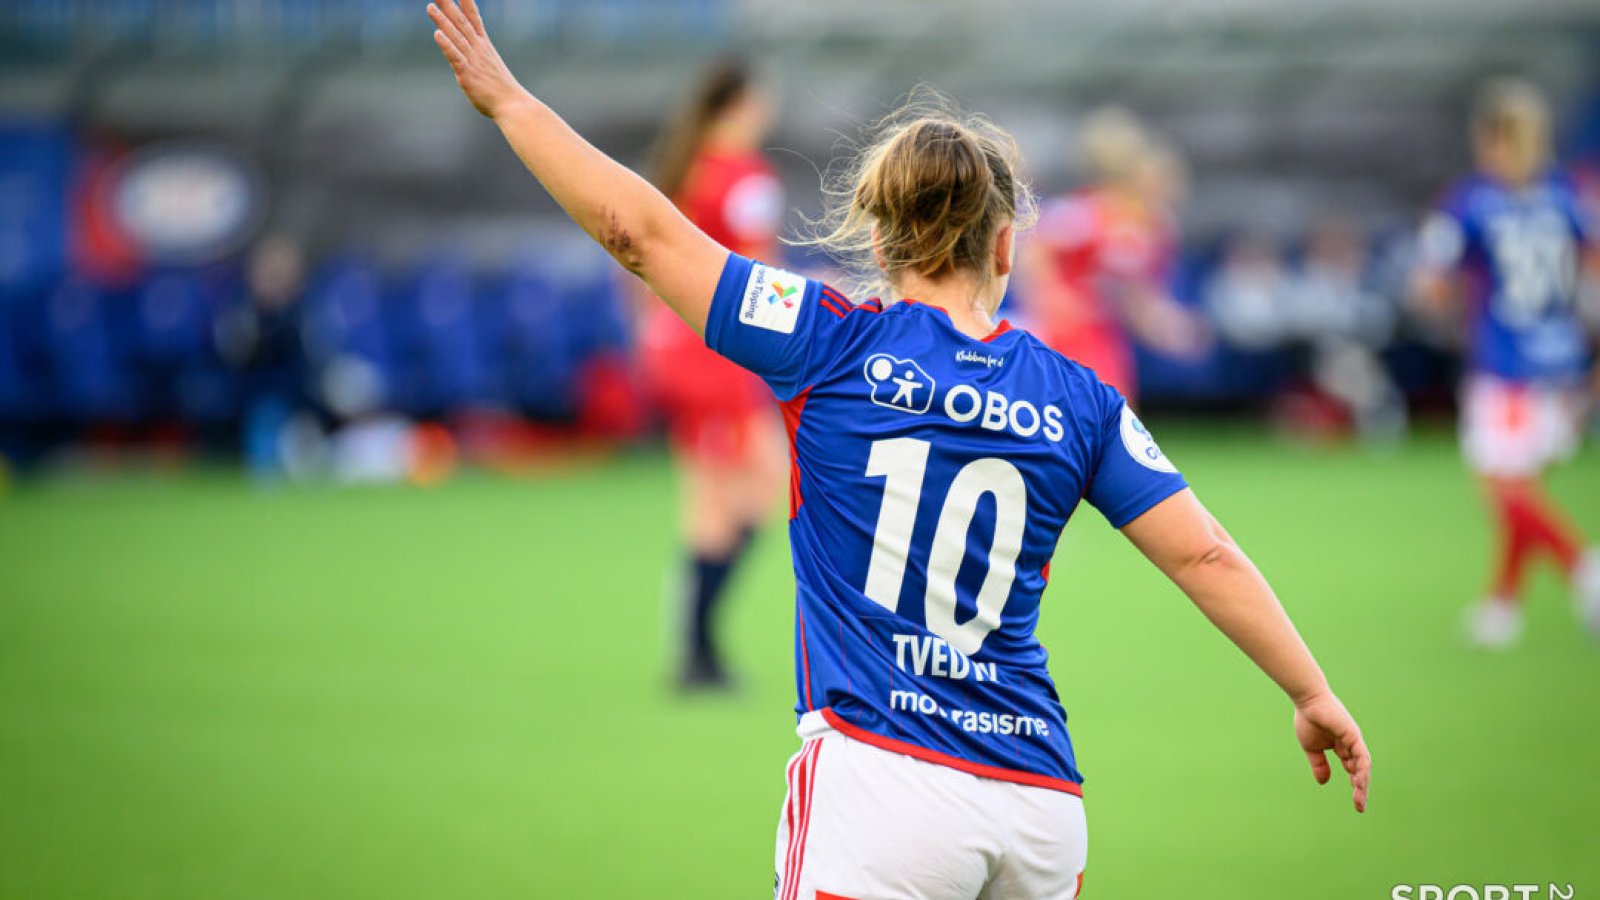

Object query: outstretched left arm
[427,0,724,333]
[1121,488,1372,813]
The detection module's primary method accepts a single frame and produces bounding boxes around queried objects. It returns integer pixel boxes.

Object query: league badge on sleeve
[739,263,805,334]
[1120,404,1178,473]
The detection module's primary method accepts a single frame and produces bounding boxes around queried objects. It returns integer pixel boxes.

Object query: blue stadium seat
[391,258,500,415]
[0,289,48,424]
[45,280,139,422]
[497,263,578,419]
[301,256,396,415]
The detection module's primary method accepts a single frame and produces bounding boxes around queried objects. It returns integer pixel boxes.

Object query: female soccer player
[1412,79,1600,648]
[428,4,1370,895]
[637,59,788,689]
[1020,108,1205,403]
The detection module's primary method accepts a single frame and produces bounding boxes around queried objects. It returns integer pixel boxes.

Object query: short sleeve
[1416,210,1467,271]
[1416,183,1478,272]
[1083,383,1188,528]
[704,253,857,401]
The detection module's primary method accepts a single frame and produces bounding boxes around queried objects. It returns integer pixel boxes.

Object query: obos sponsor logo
[944,384,1066,442]
[860,354,1067,441]
[864,354,936,414]
[738,263,803,334]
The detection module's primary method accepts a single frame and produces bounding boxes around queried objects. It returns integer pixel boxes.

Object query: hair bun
[795,87,1036,296]
[887,121,995,234]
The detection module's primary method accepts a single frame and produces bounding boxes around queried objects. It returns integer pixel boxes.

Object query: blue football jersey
[1420,171,1595,382]
[706,254,1188,793]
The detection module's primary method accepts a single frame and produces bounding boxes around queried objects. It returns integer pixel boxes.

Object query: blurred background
[1,1,1598,898]
[2,0,1599,471]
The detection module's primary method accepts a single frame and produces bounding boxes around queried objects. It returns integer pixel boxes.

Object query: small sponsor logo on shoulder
[864,354,935,414]
[738,263,804,334]
[1120,403,1177,473]
[955,349,1004,368]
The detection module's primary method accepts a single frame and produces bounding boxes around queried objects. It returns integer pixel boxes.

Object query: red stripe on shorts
[783,741,823,900]
[780,744,810,899]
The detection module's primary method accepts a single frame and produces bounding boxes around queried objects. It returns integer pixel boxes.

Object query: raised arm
[1120,488,1371,812]
[427,0,724,333]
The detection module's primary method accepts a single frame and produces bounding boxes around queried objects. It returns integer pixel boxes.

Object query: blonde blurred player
[1412,79,1600,646]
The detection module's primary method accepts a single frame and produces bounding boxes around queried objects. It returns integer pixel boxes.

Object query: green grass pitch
[1,426,1597,898]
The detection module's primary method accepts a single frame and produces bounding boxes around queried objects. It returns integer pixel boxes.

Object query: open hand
[427,0,524,119]
[1293,691,1371,813]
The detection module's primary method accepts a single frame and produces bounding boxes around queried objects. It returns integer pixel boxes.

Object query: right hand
[1293,691,1371,813]
[427,0,525,120]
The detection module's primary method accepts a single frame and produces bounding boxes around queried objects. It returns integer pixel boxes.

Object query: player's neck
[702,122,757,155]
[894,271,1001,340]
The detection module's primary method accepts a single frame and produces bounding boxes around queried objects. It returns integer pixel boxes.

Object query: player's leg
[773,726,996,900]
[1540,387,1600,632]
[978,782,1088,900]
[1464,377,1595,644]
[676,444,750,688]
[1462,376,1539,646]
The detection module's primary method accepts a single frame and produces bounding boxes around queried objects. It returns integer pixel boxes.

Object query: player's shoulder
[1537,167,1584,208]
[1438,174,1491,217]
[1002,327,1122,414]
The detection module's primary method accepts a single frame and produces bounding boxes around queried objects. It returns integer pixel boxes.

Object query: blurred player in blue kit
[428,2,1370,896]
[1413,79,1600,648]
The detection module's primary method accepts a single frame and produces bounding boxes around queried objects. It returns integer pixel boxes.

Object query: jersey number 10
[863,437,1027,656]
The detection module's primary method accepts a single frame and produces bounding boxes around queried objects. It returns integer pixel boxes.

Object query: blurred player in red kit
[637,60,788,688]
[1021,108,1206,403]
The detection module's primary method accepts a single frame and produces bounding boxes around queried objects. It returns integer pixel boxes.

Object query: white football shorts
[1460,375,1584,478]
[773,711,1088,900]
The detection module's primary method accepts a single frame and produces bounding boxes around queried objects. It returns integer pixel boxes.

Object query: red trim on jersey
[818,707,1085,796]
[1074,871,1085,899]
[1041,561,1052,583]
[782,387,815,712]
[818,295,849,318]
[797,605,815,711]
[860,298,884,313]
[779,388,810,519]
[820,285,852,309]
[899,298,1011,341]
[981,319,1013,342]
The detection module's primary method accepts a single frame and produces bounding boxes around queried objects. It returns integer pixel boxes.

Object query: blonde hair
[1472,77,1552,165]
[1079,105,1150,185]
[794,88,1035,300]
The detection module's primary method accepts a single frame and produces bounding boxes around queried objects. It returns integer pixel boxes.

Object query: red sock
[1510,491,1581,574]
[1492,491,1536,600]
[1492,487,1582,599]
